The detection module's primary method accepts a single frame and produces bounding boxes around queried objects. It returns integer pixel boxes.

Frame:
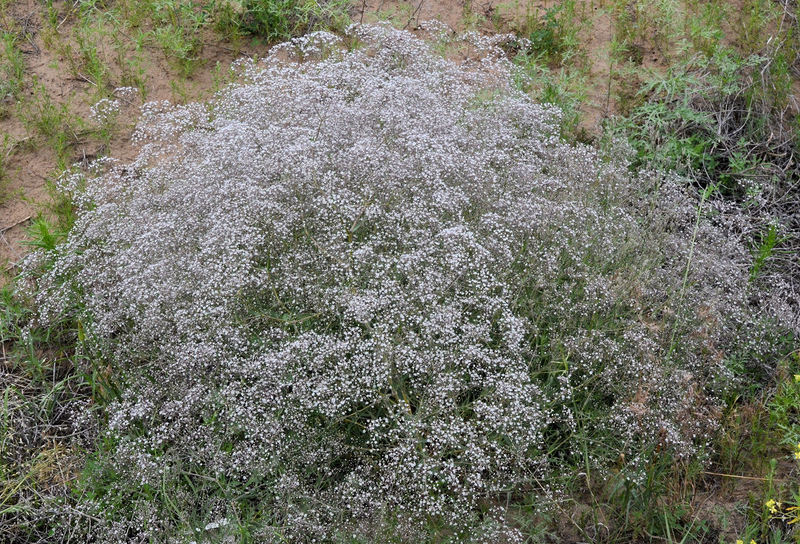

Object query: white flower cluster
[27,24,785,542]
[89,97,121,125]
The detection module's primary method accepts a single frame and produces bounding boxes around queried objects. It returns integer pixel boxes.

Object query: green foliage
[155,24,204,76]
[151,0,209,75]
[750,223,782,282]
[513,50,588,139]
[0,135,11,206]
[517,0,585,66]
[25,218,65,252]
[18,82,83,165]
[0,31,25,113]
[526,4,569,62]
[73,21,112,91]
[770,353,800,454]
[610,48,794,194]
[610,0,679,59]
[737,0,777,53]
[506,0,592,141]
[685,0,726,57]
[0,281,98,541]
[236,0,352,42]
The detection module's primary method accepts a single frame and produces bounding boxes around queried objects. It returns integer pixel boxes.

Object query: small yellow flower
[794,374,800,383]
[766,498,780,514]
[735,540,743,544]
[750,540,757,544]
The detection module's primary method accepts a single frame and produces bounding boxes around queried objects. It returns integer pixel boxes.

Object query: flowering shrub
[24,24,793,542]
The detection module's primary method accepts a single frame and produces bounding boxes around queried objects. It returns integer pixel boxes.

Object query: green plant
[18,82,85,166]
[685,0,727,58]
[0,135,12,206]
[237,0,351,42]
[74,21,112,92]
[771,353,800,452]
[0,32,25,108]
[513,51,588,140]
[154,24,204,76]
[0,280,98,541]
[737,0,778,55]
[515,0,585,66]
[527,4,567,62]
[750,223,784,282]
[110,33,148,94]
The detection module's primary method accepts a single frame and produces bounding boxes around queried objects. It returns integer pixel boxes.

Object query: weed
[527,4,568,62]
[0,136,12,206]
[74,21,112,92]
[750,223,783,282]
[17,82,90,168]
[685,0,727,58]
[609,0,679,62]
[212,0,248,43]
[770,352,800,452]
[110,33,148,94]
[154,24,204,76]
[237,0,352,42]
[515,0,586,66]
[0,32,25,111]
[736,0,778,54]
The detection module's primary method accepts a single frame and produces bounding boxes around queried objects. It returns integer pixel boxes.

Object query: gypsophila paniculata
[23,24,792,543]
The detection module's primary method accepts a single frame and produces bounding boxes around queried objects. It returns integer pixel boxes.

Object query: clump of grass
[0,31,25,116]
[770,352,800,457]
[512,0,587,66]
[73,20,112,92]
[236,0,352,42]
[522,3,574,64]
[18,83,85,167]
[610,0,680,59]
[0,136,12,206]
[0,263,99,542]
[685,0,727,58]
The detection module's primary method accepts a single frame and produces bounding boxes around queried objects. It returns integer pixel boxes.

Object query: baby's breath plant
[21,24,794,542]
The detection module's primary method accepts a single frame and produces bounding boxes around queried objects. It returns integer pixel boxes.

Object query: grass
[0,0,799,541]
[0,135,13,206]
[0,31,25,109]
[0,277,93,541]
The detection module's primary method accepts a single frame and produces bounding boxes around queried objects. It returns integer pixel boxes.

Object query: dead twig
[1,216,31,234]
[403,0,425,29]
[701,470,786,483]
